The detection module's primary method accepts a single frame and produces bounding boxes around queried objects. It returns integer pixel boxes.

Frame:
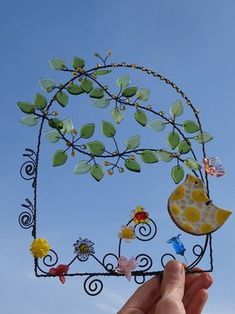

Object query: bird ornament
[168,174,232,235]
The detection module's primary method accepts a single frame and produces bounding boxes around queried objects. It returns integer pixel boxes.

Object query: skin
[118,260,213,314]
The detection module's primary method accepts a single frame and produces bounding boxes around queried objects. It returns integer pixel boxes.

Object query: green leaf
[184,158,201,170]
[125,160,141,172]
[52,150,68,167]
[49,59,65,70]
[94,69,112,76]
[72,57,85,69]
[34,93,47,110]
[167,131,180,150]
[48,118,63,129]
[90,164,104,181]
[67,83,84,95]
[74,160,91,174]
[111,108,124,124]
[87,141,105,156]
[101,120,116,137]
[39,79,56,93]
[141,150,158,163]
[178,140,191,154]
[116,75,130,89]
[17,102,35,114]
[171,166,185,184]
[56,91,69,107]
[136,88,150,101]
[158,150,173,162]
[125,135,140,150]
[148,119,166,131]
[194,132,213,144]
[81,79,93,93]
[62,118,73,133]
[20,115,38,126]
[89,88,104,99]
[93,97,110,108]
[134,110,148,126]
[183,120,200,133]
[44,129,60,143]
[80,123,95,139]
[122,86,138,97]
[170,100,183,117]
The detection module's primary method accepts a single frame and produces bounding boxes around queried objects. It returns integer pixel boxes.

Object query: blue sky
[1,0,235,313]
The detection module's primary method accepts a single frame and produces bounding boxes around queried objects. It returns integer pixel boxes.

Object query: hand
[118,260,213,314]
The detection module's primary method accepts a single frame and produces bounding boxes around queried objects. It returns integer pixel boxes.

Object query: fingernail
[166,261,184,275]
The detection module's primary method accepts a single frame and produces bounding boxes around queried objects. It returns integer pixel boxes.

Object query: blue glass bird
[167,234,187,263]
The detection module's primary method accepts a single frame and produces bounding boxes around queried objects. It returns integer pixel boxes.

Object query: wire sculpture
[18,51,231,296]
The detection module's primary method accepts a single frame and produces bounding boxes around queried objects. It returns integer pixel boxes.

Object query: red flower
[49,264,69,284]
[132,206,149,224]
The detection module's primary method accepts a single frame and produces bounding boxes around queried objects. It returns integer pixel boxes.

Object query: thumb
[161,260,185,301]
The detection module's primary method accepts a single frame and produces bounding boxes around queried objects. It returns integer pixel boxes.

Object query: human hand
[118,260,213,314]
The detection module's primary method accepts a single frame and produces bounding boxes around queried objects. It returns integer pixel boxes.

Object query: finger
[186,289,208,314]
[183,273,213,307]
[161,260,185,300]
[119,276,161,313]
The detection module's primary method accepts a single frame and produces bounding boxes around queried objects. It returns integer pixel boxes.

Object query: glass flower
[118,225,136,241]
[132,206,149,224]
[73,238,95,260]
[167,234,187,263]
[30,238,50,258]
[49,264,69,284]
[116,256,137,281]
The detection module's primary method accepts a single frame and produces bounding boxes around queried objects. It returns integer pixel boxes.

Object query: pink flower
[49,264,69,284]
[116,256,137,281]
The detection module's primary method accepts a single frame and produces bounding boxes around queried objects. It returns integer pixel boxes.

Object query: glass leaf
[81,79,93,93]
[39,79,56,93]
[125,159,141,172]
[87,141,105,156]
[17,102,35,114]
[134,110,148,126]
[62,118,73,134]
[48,118,63,129]
[158,150,173,162]
[148,119,166,131]
[125,135,140,150]
[171,165,185,184]
[44,129,60,143]
[141,150,158,163]
[101,120,116,137]
[34,93,47,110]
[111,108,124,124]
[72,57,85,69]
[74,160,91,174]
[184,158,201,170]
[136,88,150,102]
[167,131,180,150]
[89,88,104,99]
[80,123,95,139]
[56,91,69,107]
[52,150,68,167]
[116,75,130,89]
[67,83,84,95]
[94,69,112,76]
[178,140,191,154]
[170,100,183,117]
[93,97,110,108]
[90,164,104,181]
[122,86,138,97]
[183,120,200,133]
[20,115,38,127]
[194,132,213,144]
[49,59,65,70]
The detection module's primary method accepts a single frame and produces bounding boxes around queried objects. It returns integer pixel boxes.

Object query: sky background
[1,0,235,313]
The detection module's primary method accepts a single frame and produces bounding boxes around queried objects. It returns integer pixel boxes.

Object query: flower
[73,238,95,260]
[132,206,149,224]
[116,256,137,281]
[118,225,136,241]
[30,238,50,258]
[49,264,69,284]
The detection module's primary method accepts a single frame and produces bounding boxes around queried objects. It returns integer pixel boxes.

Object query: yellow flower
[118,225,136,241]
[30,238,50,258]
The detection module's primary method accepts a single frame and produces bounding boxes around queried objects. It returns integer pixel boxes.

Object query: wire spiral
[18,198,34,229]
[134,219,157,241]
[84,275,104,296]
